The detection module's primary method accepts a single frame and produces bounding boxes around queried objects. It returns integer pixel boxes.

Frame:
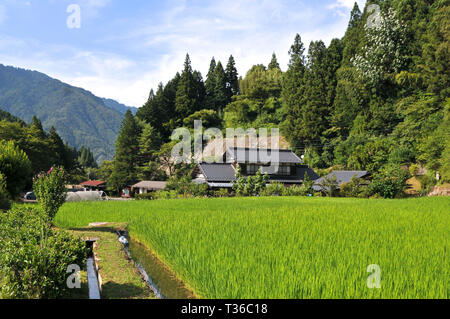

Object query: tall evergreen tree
[205,57,217,110]
[268,52,280,70]
[225,55,239,100]
[175,54,201,119]
[282,34,307,148]
[30,116,46,139]
[109,110,140,193]
[138,123,162,166]
[48,126,66,166]
[214,61,229,113]
[288,34,306,67]
[348,2,362,29]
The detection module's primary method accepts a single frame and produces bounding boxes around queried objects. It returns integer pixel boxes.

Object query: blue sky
[0,0,366,107]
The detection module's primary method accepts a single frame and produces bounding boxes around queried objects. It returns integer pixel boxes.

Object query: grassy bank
[56,197,449,299]
[69,225,153,299]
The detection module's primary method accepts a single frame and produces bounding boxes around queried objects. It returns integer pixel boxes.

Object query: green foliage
[232,168,269,197]
[183,109,222,128]
[370,165,411,199]
[57,197,450,298]
[33,167,68,221]
[165,175,209,198]
[0,65,125,162]
[317,173,339,197]
[78,146,97,169]
[261,182,285,196]
[418,174,437,196]
[0,140,31,198]
[135,192,155,200]
[0,173,11,211]
[109,110,140,193]
[213,188,229,198]
[340,175,370,198]
[0,206,87,299]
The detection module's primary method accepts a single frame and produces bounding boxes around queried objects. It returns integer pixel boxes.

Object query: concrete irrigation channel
[116,230,195,299]
[84,239,102,299]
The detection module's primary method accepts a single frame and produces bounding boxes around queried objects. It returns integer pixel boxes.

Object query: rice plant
[56,197,449,299]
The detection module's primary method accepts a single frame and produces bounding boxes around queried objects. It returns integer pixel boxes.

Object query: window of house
[277,165,291,176]
[247,164,259,175]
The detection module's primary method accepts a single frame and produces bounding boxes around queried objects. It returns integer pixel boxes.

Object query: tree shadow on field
[101,281,150,299]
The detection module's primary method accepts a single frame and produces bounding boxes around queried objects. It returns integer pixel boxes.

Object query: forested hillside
[0,64,126,162]
[0,109,97,181]
[130,0,448,187]
[102,98,137,115]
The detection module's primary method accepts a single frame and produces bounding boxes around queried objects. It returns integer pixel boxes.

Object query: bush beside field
[56,197,449,299]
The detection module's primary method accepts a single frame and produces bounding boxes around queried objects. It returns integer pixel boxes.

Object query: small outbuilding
[313,171,369,192]
[66,191,106,202]
[131,181,167,194]
[80,180,106,191]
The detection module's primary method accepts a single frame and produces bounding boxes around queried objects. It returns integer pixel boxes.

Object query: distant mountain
[0,64,127,163]
[102,98,137,115]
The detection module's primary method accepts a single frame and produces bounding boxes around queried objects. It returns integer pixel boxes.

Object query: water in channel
[126,238,195,299]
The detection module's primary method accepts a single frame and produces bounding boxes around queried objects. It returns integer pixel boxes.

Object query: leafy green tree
[0,206,87,298]
[317,173,339,197]
[33,167,67,221]
[0,173,11,211]
[183,109,222,128]
[0,140,31,198]
[109,110,140,193]
[370,165,410,199]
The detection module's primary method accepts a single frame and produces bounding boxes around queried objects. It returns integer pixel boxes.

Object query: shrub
[317,174,339,197]
[0,173,11,211]
[0,140,31,199]
[418,175,436,196]
[409,164,420,177]
[340,176,370,198]
[282,185,305,196]
[166,176,209,198]
[135,192,155,200]
[261,182,285,196]
[233,169,269,197]
[153,190,179,200]
[370,165,410,199]
[0,207,87,299]
[33,167,67,221]
[213,189,229,198]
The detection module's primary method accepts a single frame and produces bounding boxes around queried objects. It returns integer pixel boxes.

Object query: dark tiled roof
[267,166,320,183]
[313,171,368,191]
[198,163,237,182]
[226,147,303,164]
[197,163,319,184]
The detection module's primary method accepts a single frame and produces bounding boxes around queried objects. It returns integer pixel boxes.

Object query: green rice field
[55,197,449,299]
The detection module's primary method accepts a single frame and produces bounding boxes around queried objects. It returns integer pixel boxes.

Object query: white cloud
[0,1,367,107]
[328,0,365,9]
